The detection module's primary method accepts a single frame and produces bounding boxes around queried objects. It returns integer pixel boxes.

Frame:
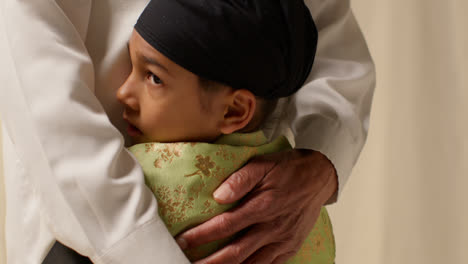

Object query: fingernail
[213,184,233,201]
[176,237,187,250]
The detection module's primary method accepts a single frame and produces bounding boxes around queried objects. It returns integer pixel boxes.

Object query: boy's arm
[0,0,188,263]
[289,0,376,199]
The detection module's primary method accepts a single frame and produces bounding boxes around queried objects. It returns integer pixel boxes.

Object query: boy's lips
[123,111,143,138]
[127,123,143,137]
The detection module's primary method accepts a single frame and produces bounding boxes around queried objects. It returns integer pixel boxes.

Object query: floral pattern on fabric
[129,131,335,263]
[153,185,194,228]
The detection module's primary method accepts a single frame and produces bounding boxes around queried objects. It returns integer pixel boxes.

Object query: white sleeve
[0,0,189,263]
[289,0,376,198]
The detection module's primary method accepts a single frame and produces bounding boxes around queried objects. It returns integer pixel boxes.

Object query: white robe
[0,0,375,263]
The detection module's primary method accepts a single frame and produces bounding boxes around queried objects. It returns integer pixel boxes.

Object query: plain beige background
[327,0,468,263]
[1,0,467,263]
[1,119,4,264]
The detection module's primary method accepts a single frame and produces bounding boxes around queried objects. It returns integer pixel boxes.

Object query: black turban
[135,0,317,99]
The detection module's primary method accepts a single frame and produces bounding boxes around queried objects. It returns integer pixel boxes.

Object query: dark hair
[198,77,277,132]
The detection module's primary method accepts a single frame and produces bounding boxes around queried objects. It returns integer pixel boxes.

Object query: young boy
[115,0,335,263]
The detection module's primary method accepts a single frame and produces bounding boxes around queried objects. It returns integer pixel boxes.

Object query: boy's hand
[175,149,338,264]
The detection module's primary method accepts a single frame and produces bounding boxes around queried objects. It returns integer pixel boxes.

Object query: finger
[243,244,282,264]
[271,253,296,264]
[192,225,271,264]
[177,192,277,249]
[213,157,276,204]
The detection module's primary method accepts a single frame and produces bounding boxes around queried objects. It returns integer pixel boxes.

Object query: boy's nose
[116,78,139,111]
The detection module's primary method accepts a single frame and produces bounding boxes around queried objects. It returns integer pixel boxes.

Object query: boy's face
[117,30,229,144]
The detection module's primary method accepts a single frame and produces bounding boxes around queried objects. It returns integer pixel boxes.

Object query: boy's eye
[149,73,163,85]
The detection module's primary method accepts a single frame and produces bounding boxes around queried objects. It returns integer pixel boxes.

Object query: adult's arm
[290,0,375,200]
[0,1,188,263]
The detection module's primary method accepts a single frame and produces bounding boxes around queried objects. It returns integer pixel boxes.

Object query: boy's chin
[123,132,148,145]
[130,136,150,145]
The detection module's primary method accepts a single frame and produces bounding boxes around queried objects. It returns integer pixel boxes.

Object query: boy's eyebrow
[127,42,170,75]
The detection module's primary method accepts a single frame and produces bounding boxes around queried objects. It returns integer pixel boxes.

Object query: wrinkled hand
[175,149,338,264]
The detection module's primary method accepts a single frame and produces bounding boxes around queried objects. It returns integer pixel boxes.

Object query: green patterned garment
[128,131,335,263]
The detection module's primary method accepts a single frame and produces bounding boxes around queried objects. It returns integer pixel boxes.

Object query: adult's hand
[175,149,338,264]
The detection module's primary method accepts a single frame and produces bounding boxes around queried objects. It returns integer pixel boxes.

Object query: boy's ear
[219,89,256,134]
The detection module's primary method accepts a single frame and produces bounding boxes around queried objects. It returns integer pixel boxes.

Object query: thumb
[213,157,276,204]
